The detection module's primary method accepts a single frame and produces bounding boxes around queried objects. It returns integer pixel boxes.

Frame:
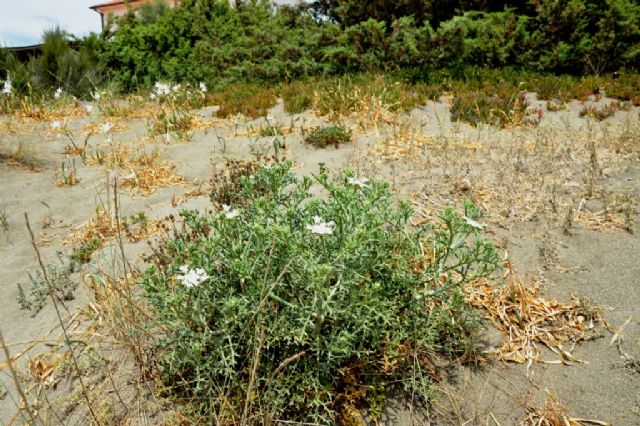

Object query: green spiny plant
[141,162,501,424]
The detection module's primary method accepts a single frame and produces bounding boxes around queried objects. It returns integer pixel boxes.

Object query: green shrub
[305,125,352,148]
[141,162,501,423]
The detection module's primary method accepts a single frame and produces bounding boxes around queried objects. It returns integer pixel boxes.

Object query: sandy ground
[0,95,639,425]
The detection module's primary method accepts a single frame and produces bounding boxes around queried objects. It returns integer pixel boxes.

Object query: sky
[0,0,300,48]
[0,0,103,47]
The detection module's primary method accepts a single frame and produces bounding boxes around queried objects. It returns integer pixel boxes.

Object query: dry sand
[1,95,639,425]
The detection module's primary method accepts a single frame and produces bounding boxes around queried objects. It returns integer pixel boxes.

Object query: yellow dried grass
[465,273,601,369]
[523,390,611,426]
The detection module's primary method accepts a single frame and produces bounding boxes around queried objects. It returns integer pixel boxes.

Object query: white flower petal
[347,177,369,188]
[464,216,486,229]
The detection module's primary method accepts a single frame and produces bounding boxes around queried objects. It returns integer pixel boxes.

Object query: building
[90,0,179,29]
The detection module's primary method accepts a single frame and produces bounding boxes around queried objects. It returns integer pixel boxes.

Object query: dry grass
[523,391,611,425]
[86,143,185,196]
[62,206,163,249]
[14,104,89,122]
[391,120,640,233]
[466,273,602,369]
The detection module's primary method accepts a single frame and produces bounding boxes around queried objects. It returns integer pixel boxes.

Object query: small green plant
[56,157,80,186]
[70,237,103,265]
[17,262,77,317]
[304,124,352,148]
[259,124,283,137]
[142,162,501,424]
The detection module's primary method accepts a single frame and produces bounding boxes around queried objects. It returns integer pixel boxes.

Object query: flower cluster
[54,87,63,100]
[153,82,171,97]
[307,216,334,235]
[176,265,210,289]
[199,82,207,93]
[2,78,11,95]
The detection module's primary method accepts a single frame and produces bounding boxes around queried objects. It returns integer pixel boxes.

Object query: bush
[91,0,640,93]
[304,125,352,148]
[141,162,501,423]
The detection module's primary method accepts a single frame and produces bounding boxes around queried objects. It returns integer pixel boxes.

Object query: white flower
[464,216,486,229]
[307,216,334,235]
[222,204,241,219]
[92,90,100,100]
[84,104,93,113]
[154,82,171,96]
[199,82,207,93]
[2,78,12,95]
[51,121,61,129]
[347,177,369,188]
[101,122,112,133]
[172,84,181,93]
[176,265,209,288]
[54,87,63,99]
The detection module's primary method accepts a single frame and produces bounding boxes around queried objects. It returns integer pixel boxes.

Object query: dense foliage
[96,0,639,90]
[1,0,639,95]
[1,27,104,97]
[142,162,501,423]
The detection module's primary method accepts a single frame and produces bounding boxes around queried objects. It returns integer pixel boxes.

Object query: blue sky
[0,0,103,47]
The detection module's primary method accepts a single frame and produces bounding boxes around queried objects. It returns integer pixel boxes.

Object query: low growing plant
[17,261,77,317]
[141,162,501,424]
[70,237,102,265]
[304,124,352,148]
